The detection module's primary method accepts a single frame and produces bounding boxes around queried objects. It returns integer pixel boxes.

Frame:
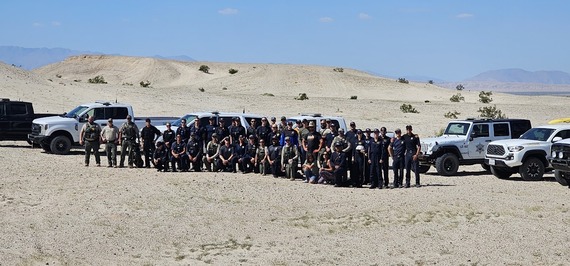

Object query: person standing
[303,121,321,160]
[352,129,366,188]
[162,122,176,150]
[379,127,392,188]
[279,121,298,147]
[256,117,271,145]
[100,118,119,167]
[80,115,102,167]
[140,118,161,168]
[241,135,258,173]
[281,136,299,180]
[389,128,405,188]
[229,117,246,145]
[215,118,230,141]
[255,138,268,175]
[403,125,422,188]
[367,129,383,189]
[176,119,190,144]
[189,118,206,153]
[205,117,218,143]
[267,136,282,178]
[119,115,140,168]
[331,142,347,187]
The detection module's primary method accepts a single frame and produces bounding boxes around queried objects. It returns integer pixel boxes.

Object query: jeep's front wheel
[554,170,570,186]
[435,153,459,176]
[490,166,512,179]
[50,135,72,155]
[519,157,545,181]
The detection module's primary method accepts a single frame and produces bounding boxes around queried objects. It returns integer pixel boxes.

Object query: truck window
[9,103,28,115]
[106,107,129,119]
[510,121,531,138]
[554,130,570,140]
[472,124,489,137]
[0,103,5,116]
[493,123,509,137]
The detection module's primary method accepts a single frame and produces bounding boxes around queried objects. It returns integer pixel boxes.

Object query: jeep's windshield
[520,128,555,141]
[171,114,197,127]
[64,105,89,118]
[444,122,470,135]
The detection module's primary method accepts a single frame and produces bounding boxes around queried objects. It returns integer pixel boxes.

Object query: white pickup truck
[28,101,177,155]
[485,124,570,180]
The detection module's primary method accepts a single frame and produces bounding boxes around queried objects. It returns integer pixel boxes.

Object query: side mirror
[469,131,477,141]
[78,114,88,122]
[553,137,563,143]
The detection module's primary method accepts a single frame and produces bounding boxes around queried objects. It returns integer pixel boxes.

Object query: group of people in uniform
[81,115,423,189]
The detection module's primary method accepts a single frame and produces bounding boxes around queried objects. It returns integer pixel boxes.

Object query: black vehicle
[0,99,58,143]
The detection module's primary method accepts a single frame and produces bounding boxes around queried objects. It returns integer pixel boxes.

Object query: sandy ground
[1,56,570,265]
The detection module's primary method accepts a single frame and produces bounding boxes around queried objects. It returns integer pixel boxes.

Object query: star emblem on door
[476,143,485,153]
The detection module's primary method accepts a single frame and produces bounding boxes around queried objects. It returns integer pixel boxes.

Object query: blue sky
[2,0,569,81]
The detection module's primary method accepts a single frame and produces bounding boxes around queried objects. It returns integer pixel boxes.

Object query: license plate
[488,159,495,166]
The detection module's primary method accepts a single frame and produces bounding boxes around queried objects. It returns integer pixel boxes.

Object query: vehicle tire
[50,135,72,155]
[418,165,431,174]
[490,166,512,179]
[519,157,545,181]
[435,153,459,176]
[481,163,491,172]
[40,143,51,153]
[554,170,570,186]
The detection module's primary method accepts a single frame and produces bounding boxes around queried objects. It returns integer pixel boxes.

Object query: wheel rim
[55,140,68,152]
[525,162,542,178]
[444,158,454,172]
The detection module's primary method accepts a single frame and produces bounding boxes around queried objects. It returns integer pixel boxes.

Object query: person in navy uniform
[186,132,203,172]
[247,119,258,139]
[229,117,246,145]
[189,118,206,152]
[215,118,230,141]
[170,134,187,172]
[331,142,347,187]
[402,125,422,188]
[267,135,282,178]
[367,128,383,189]
[153,141,169,172]
[379,127,391,188]
[140,118,162,168]
[256,117,271,144]
[362,128,373,184]
[280,121,298,147]
[218,137,237,172]
[205,116,218,142]
[162,122,176,151]
[234,135,247,172]
[176,119,190,144]
[241,135,258,173]
[268,123,281,145]
[352,129,367,188]
[389,129,405,188]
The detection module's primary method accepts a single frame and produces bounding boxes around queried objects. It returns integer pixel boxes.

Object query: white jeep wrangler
[485,125,570,180]
[419,119,531,176]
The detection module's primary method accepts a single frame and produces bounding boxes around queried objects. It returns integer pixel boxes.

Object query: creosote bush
[333,67,344,73]
[478,91,493,103]
[456,84,465,91]
[229,68,238,74]
[397,78,409,84]
[400,103,419,113]
[478,105,506,119]
[444,110,461,119]
[428,80,434,84]
[450,93,465,102]
[262,93,275,97]
[88,75,107,84]
[199,65,210,73]
[294,93,309,100]
[350,95,357,100]
[198,87,205,92]
[139,80,151,88]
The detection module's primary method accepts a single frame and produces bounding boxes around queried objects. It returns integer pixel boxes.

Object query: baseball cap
[281,116,286,121]
[107,118,113,123]
[406,125,413,130]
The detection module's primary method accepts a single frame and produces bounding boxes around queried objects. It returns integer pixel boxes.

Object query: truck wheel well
[436,147,463,160]
[522,151,547,166]
[50,130,74,143]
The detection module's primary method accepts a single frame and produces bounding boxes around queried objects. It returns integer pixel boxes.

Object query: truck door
[7,102,32,140]
[0,102,6,138]
[468,123,491,159]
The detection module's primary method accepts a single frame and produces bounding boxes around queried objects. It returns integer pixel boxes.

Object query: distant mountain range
[0,45,195,70]
[466,68,570,84]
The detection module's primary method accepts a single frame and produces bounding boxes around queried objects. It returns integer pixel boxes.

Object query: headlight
[559,152,565,159]
[507,146,524,152]
[552,151,557,158]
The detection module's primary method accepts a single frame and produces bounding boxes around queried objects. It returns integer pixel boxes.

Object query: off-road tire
[519,157,545,181]
[554,170,570,186]
[490,166,512,179]
[50,135,72,155]
[435,153,459,176]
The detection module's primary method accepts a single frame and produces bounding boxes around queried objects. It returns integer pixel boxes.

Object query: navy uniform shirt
[402,133,420,154]
[390,137,405,158]
[162,129,176,148]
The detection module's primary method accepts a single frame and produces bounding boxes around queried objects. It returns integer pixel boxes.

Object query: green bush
[400,103,419,113]
[88,75,107,84]
[262,93,275,97]
[139,80,151,88]
[478,105,506,119]
[199,65,210,73]
[295,93,309,100]
[450,93,465,102]
[350,95,357,100]
[428,80,434,84]
[333,67,344,73]
[198,87,205,92]
[229,68,238,74]
[478,91,493,103]
[56,74,62,78]
[444,111,461,119]
[397,78,409,84]
[456,84,464,91]
[222,87,228,90]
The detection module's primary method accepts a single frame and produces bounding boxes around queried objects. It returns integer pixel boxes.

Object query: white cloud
[219,8,238,15]
[456,13,474,19]
[32,22,43,27]
[358,13,372,20]
[319,17,333,23]
[51,21,62,27]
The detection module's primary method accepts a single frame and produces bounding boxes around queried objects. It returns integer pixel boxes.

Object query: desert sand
[1,56,569,265]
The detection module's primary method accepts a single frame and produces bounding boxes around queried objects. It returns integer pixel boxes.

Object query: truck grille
[487,144,505,156]
[551,144,570,160]
[31,123,42,135]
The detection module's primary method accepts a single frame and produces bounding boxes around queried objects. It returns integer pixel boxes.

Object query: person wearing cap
[240,135,258,173]
[234,135,247,172]
[80,115,102,167]
[218,137,237,173]
[279,121,298,147]
[141,118,162,168]
[269,116,277,128]
[153,141,169,172]
[205,117,218,143]
[331,128,351,163]
[403,125,422,187]
[100,118,119,167]
[246,119,258,139]
[319,119,328,136]
[379,127,392,188]
[346,122,358,182]
[331,141,347,187]
[162,122,175,150]
[368,128,383,189]
[229,117,245,145]
[363,128,373,184]
[203,133,220,172]
[325,123,338,152]
[303,121,321,161]
[277,116,287,133]
[119,114,140,168]
[256,117,271,145]
[281,136,299,180]
[255,137,269,175]
[297,119,309,166]
[170,134,187,172]
[389,128,405,188]
[215,118,230,141]
[186,132,203,172]
[268,123,281,146]
[175,118,190,144]
[352,129,366,188]
[267,135,283,177]
[189,118,206,154]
